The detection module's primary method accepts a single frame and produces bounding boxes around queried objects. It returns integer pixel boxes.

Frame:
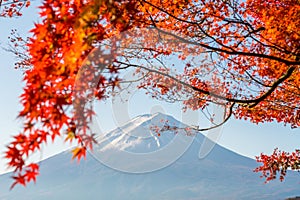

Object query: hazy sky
[0,1,299,174]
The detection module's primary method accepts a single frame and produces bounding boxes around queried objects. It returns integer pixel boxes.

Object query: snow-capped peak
[94,112,185,153]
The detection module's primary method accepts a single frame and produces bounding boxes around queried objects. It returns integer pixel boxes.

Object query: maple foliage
[254,149,300,182]
[3,0,300,188]
[0,0,30,17]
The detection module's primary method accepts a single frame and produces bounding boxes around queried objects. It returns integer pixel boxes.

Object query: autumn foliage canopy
[1,0,299,188]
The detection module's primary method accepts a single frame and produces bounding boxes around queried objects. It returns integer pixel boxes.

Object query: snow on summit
[94,112,185,153]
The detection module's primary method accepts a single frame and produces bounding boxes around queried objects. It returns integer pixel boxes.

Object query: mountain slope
[0,113,299,200]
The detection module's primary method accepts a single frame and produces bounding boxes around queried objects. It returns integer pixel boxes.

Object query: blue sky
[0,1,299,174]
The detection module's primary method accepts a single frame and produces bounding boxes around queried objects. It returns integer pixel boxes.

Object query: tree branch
[192,103,235,132]
[249,66,296,108]
[154,27,300,66]
[141,0,300,65]
[116,61,296,107]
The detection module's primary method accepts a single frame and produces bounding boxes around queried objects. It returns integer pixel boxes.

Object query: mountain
[0,113,299,200]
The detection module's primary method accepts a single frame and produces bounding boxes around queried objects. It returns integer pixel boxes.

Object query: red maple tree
[2,0,299,188]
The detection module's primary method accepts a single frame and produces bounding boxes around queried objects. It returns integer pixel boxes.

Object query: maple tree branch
[234,27,265,48]
[248,66,296,108]
[140,0,300,65]
[153,27,300,66]
[195,23,235,52]
[192,103,235,132]
[244,70,272,88]
[222,18,255,31]
[116,61,296,107]
[159,102,234,133]
[0,0,28,7]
